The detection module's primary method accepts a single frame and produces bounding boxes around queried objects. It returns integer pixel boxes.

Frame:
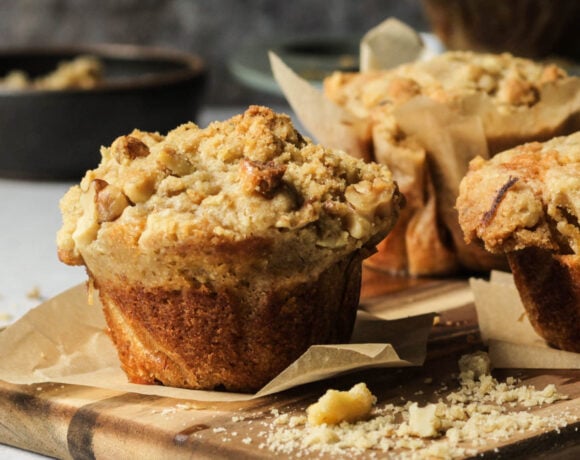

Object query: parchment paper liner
[470,271,580,369]
[271,18,580,275]
[0,284,434,402]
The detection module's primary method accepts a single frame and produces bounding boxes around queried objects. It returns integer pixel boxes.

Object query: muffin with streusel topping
[57,106,403,392]
[457,132,580,352]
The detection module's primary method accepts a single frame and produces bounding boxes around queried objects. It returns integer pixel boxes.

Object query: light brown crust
[96,251,363,392]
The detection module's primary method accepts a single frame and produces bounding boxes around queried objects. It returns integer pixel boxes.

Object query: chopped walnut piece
[408,403,442,438]
[157,145,194,176]
[497,77,538,106]
[92,179,130,223]
[541,64,567,84]
[307,382,376,426]
[239,158,287,198]
[345,178,397,220]
[111,135,150,164]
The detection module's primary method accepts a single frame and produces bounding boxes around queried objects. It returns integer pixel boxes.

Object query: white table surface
[0,104,294,459]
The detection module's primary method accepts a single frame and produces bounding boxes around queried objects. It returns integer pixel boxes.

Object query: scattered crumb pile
[259,352,577,459]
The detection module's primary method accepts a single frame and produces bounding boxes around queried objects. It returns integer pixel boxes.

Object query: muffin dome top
[457,131,580,255]
[58,106,402,270]
[325,51,568,120]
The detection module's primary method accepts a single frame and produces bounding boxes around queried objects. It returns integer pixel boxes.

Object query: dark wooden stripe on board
[0,382,79,457]
[67,392,163,460]
[479,420,580,460]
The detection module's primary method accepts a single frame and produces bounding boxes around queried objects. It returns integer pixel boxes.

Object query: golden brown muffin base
[94,251,364,393]
[508,247,580,353]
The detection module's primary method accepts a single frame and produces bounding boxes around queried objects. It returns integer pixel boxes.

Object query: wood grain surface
[1,267,579,459]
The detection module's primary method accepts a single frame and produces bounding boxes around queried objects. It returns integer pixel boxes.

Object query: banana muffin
[57,106,403,391]
[456,132,580,352]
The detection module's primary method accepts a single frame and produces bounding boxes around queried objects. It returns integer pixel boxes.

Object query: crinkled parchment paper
[0,284,434,401]
[359,17,424,73]
[471,271,580,369]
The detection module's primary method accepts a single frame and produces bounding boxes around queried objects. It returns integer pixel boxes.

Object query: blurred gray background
[0,0,428,105]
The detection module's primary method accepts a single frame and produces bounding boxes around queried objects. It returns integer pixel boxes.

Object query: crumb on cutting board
[26,285,43,300]
[307,382,376,426]
[0,312,12,324]
[256,351,577,458]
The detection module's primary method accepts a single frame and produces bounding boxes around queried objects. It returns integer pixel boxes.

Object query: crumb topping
[307,382,376,426]
[325,51,567,120]
[457,132,580,254]
[57,106,401,285]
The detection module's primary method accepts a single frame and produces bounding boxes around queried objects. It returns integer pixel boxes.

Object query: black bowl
[0,44,207,180]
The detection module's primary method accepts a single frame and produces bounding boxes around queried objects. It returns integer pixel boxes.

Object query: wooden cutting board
[1,268,579,459]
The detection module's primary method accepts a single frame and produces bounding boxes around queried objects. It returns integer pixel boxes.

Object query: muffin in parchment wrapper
[457,132,580,352]
[271,18,580,276]
[56,106,403,392]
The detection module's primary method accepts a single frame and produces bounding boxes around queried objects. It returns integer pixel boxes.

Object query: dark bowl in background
[0,44,207,180]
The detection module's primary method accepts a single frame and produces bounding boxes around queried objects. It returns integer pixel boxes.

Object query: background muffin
[57,106,402,392]
[457,132,580,352]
